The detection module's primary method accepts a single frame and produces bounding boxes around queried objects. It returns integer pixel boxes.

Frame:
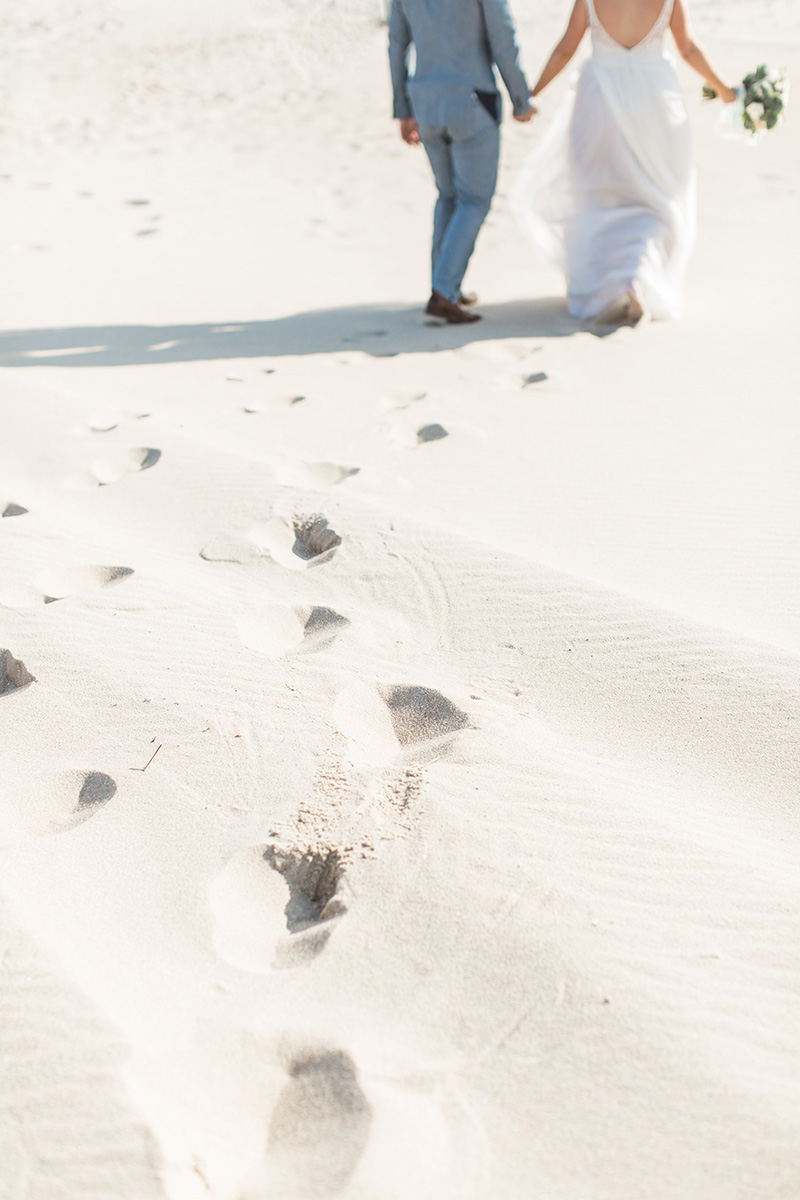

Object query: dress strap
[651,0,675,40]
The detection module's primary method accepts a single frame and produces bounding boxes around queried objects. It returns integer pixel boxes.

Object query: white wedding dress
[514,0,696,319]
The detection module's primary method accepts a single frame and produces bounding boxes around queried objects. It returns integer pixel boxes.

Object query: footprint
[237,605,349,657]
[376,391,427,414]
[65,447,160,490]
[417,424,448,444]
[384,685,470,746]
[249,515,341,570]
[0,769,116,846]
[275,462,359,489]
[209,845,347,974]
[130,1034,464,1200]
[0,650,35,695]
[238,1039,470,1200]
[333,683,470,764]
[81,412,150,434]
[89,446,160,485]
[288,517,342,563]
[332,683,400,764]
[386,407,453,450]
[32,565,133,601]
[0,566,133,609]
[302,606,350,647]
[201,516,341,569]
[0,585,49,609]
[85,415,119,432]
[1,501,28,518]
[261,1047,371,1196]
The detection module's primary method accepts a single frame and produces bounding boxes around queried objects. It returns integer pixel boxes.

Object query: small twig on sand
[131,744,162,772]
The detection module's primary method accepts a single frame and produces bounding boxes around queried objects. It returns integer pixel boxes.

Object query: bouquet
[704,65,789,139]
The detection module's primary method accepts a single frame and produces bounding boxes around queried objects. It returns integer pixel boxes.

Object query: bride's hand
[719,85,739,104]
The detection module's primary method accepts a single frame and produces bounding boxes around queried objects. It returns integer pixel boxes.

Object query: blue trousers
[418,114,500,303]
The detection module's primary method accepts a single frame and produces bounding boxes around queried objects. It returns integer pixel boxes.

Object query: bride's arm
[531,0,588,98]
[670,0,738,101]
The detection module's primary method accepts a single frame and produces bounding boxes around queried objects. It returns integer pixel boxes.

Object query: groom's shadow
[0,298,590,369]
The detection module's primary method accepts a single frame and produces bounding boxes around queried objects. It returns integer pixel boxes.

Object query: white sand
[1,2,799,1197]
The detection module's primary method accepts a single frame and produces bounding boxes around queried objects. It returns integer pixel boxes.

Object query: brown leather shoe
[425,290,482,324]
[458,291,478,306]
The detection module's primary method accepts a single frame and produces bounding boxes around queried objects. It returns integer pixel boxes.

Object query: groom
[388,0,534,324]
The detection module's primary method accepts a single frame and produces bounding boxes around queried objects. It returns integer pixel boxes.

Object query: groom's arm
[388,0,414,119]
[480,0,533,116]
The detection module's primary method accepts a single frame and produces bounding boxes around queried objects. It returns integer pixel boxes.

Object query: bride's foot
[594,293,632,325]
[624,281,648,326]
[594,282,648,327]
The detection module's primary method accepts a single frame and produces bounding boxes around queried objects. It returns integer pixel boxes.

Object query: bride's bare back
[531,0,735,104]
[592,0,667,48]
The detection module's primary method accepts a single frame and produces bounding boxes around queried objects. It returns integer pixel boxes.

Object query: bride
[514,0,737,323]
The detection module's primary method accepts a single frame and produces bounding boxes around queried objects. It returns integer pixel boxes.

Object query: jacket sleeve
[388,0,414,119]
[480,0,531,114]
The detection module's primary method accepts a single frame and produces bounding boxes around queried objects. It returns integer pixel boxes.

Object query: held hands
[514,91,538,123]
[400,118,421,145]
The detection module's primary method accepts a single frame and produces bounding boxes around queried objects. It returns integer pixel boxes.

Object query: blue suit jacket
[388,0,531,127]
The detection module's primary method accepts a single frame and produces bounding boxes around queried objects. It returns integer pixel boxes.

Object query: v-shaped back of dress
[586,0,674,56]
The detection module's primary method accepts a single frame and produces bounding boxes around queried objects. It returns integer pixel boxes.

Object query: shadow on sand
[0,298,589,369]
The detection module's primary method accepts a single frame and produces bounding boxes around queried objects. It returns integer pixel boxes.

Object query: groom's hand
[399,118,421,145]
[513,105,537,123]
